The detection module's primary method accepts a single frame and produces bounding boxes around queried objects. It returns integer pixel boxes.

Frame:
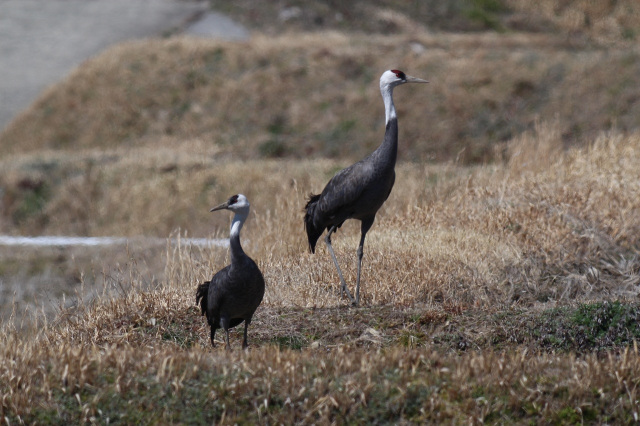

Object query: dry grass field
[3,32,640,164]
[2,1,640,424]
[2,126,640,423]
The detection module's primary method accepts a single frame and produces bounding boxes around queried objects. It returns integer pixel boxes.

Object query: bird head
[380,69,428,90]
[210,194,250,213]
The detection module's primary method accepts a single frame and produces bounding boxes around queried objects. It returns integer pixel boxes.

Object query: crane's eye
[229,194,239,205]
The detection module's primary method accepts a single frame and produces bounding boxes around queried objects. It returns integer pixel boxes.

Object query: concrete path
[0,0,248,132]
[0,235,227,248]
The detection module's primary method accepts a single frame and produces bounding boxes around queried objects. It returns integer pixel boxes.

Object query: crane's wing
[316,159,375,221]
[206,265,232,317]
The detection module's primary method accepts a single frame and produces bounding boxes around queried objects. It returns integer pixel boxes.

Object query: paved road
[0,0,248,132]
[0,235,226,247]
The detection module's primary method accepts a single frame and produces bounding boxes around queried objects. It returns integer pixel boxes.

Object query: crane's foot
[340,282,356,305]
[351,293,360,307]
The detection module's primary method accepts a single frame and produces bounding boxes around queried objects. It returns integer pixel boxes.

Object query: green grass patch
[271,335,306,350]
[485,302,640,352]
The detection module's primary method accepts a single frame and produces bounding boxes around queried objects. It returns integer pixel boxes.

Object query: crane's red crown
[390,70,406,80]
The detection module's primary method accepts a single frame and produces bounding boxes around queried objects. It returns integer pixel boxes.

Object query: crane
[304,69,428,306]
[196,194,265,350]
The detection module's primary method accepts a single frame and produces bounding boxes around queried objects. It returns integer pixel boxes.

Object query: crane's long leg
[355,218,374,306]
[325,226,356,304]
[220,317,231,350]
[242,319,251,350]
[209,326,217,348]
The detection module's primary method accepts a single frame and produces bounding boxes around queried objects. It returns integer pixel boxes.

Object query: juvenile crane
[304,69,427,306]
[196,194,265,350]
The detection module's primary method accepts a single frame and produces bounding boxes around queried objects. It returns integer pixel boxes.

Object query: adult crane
[304,69,427,306]
[196,194,265,350]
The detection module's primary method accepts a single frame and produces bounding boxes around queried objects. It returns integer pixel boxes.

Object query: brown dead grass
[4,325,640,423]
[2,32,640,164]
[215,0,640,45]
[508,0,640,44]
[2,124,639,310]
[2,2,640,420]
[2,126,640,422]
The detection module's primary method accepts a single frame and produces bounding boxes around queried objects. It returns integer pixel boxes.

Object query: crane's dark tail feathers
[304,193,323,254]
[195,281,210,317]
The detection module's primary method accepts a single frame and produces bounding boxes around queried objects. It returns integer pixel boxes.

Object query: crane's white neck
[381,84,396,124]
[229,210,248,238]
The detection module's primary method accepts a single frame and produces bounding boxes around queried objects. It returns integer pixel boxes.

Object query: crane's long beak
[406,75,428,84]
[210,201,229,212]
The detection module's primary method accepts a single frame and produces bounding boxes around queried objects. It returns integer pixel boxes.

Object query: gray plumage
[304,70,428,306]
[196,194,265,350]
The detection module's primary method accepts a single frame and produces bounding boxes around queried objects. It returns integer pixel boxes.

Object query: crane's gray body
[201,234,264,328]
[196,194,264,349]
[304,70,427,306]
[305,118,398,245]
